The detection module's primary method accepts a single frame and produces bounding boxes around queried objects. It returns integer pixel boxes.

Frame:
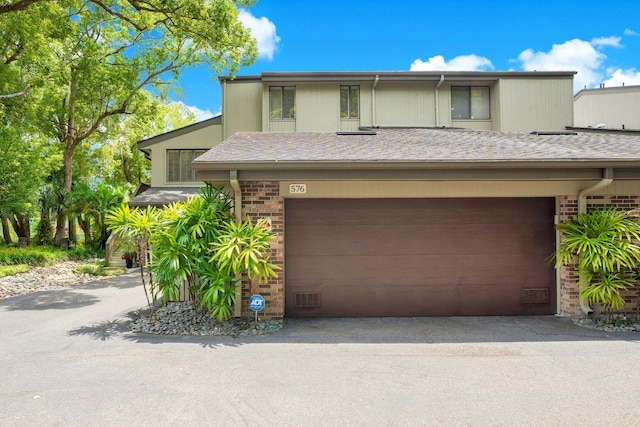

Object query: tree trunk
[1,215,12,244]
[10,214,31,245]
[79,215,92,247]
[68,217,77,244]
[55,69,78,248]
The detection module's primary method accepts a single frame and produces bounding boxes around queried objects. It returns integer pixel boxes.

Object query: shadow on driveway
[1,289,100,311]
[119,315,640,347]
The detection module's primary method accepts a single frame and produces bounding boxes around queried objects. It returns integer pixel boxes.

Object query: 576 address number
[289,183,307,194]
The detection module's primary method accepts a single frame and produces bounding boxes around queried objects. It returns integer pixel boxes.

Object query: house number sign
[289,183,307,194]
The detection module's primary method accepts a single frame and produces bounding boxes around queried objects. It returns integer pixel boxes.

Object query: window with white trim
[451,86,490,120]
[269,86,296,119]
[340,85,360,118]
[166,149,207,182]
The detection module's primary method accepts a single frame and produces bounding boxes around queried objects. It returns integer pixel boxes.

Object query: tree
[554,208,640,314]
[2,0,257,245]
[92,96,196,188]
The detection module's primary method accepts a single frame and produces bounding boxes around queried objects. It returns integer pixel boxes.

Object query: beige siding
[149,124,222,187]
[295,83,340,131]
[268,120,297,132]
[491,80,502,130]
[375,82,436,127]
[498,78,573,131]
[436,85,451,127]
[223,81,262,138]
[279,180,640,198]
[574,87,640,129]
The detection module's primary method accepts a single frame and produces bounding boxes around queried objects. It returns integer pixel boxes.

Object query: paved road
[2,273,640,426]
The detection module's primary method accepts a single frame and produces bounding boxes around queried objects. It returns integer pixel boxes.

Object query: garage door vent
[295,293,321,308]
[522,288,549,304]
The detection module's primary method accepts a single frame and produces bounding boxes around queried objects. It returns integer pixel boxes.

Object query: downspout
[575,167,614,314]
[230,170,243,317]
[435,74,445,127]
[372,75,379,127]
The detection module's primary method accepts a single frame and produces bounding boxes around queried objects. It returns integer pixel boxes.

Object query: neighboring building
[129,115,223,207]
[130,70,640,320]
[574,84,640,130]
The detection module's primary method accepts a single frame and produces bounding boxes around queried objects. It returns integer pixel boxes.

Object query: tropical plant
[207,216,280,320]
[105,203,160,307]
[149,185,233,311]
[554,207,640,313]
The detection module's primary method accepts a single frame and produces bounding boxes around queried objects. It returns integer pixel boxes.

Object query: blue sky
[177,0,640,120]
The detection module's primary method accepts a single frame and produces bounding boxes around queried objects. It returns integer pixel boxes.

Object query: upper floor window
[340,85,360,119]
[166,149,207,182]
[451,86,490,120]
[270,86,296,119]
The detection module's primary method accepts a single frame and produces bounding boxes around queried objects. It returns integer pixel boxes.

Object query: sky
[176,0,640,121]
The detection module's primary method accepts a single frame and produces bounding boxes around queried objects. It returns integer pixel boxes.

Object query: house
[132,70,640,319]
[573,84,640,131]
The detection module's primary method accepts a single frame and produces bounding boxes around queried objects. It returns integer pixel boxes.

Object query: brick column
[558,196,581,316]
[558,195,640,317]
[239,181,284,319]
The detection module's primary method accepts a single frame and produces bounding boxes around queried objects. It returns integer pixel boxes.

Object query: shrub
[0,264,29,278]
[0,246,66,266]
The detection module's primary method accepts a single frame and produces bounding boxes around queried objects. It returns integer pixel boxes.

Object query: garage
[285,198,556,317]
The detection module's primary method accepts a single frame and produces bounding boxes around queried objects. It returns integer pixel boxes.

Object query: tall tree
[2,0,257,245]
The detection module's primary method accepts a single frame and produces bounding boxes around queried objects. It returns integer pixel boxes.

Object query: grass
[76,261,127,277]
[0,264,29,278]
[0,244,105,266]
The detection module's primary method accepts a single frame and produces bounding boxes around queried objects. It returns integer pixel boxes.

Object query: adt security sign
[249,294,265,312]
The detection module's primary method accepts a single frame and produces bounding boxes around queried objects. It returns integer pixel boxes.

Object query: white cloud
[517,38,606,91]
[410,54,493,71]
[238,9,280,60]
[624,28,638,36]
[175,102,216,121]
[603,68,640,87]
[591,36,622,47]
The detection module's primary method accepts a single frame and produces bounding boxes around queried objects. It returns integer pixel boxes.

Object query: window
[270,86,295,119]
[451,86,490,120]
[340,85,360,118]
[166,149,207,182]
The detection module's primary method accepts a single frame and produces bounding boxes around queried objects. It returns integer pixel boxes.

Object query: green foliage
[554,208,640,311]
[212,217,280,283]
[106,184,279,320]
[0,244,102,266]
[0,246,67,266]
[76,262,126,277]
[0,264,29,278]
[149,185,233,308]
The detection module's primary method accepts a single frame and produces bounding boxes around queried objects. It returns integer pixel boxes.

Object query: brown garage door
[285,198,556,317]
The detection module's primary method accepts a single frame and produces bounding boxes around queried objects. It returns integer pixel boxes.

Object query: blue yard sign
[249,294,265,312]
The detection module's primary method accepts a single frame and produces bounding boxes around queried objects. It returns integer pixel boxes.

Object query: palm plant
[105,203,160,307]
[554,207,640,314]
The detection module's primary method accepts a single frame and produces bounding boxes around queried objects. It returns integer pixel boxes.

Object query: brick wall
[239,181,284,319]
[558,195,640,317]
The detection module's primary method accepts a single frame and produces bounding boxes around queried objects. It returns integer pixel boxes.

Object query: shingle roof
[193,128,640,167]
[128,187,201,207]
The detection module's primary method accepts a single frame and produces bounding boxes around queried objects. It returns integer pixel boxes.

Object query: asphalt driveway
[2,272,640,426]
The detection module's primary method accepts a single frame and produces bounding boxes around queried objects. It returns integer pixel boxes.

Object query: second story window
[166,149,207,182]
[270,86,296,119]
[340,85,360,119]
[451,86,490,120]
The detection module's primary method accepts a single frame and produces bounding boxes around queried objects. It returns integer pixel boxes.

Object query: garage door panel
[285,198,555,317]
[287,224,546,256]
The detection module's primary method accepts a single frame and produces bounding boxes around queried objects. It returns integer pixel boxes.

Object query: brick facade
[239,181,284,318]
[558,195,640,317]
